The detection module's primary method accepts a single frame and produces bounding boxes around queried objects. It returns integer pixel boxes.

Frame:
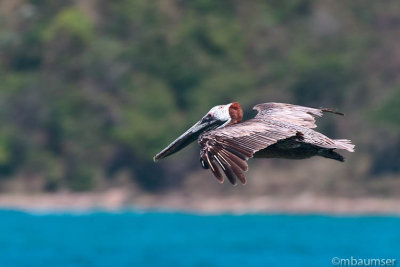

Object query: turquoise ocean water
[0,209,399,266]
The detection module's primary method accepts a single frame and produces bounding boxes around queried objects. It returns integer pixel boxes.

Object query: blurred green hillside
[0,0,399,195]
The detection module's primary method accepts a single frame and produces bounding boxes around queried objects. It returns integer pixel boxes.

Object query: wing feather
[214,154,237,185]
[206,152,224,183]
[253,102,343,129]
[209,146,247,185]
[219,149,248,171]
[219,153,247,184]
[199,119,297,184]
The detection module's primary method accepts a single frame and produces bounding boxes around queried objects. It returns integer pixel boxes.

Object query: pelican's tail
[333,139,355,152]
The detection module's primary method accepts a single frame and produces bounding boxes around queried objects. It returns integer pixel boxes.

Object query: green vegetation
[0,0,399,193]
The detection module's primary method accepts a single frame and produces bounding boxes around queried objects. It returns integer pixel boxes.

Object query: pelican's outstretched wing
[199,120,298,185]
[199,103,352,185]
[253,102,343,129]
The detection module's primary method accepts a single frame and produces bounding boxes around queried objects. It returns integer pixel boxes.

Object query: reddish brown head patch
[228,102,243,125]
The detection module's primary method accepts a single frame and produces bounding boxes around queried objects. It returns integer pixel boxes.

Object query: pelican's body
[154,102,354,185]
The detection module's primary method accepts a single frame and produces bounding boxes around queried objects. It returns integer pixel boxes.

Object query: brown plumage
[154,102,355,185]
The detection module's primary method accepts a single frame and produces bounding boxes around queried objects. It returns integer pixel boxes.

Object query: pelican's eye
[201,112,216,124]
[202,113,213,122]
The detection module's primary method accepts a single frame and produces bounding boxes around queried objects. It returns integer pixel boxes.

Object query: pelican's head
[153,102,243,162]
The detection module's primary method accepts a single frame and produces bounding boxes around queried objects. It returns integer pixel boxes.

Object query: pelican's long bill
[153,116,224,162]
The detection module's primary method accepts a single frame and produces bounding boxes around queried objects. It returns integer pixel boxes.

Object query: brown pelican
[154,102,354,185]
